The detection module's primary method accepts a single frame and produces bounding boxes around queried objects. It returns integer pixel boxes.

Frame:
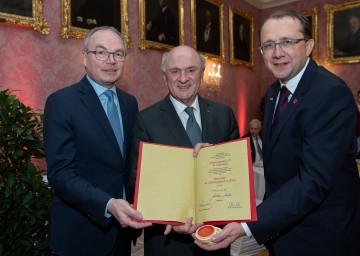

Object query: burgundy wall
[0,0,358,136]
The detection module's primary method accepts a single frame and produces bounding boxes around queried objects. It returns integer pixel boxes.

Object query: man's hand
[193,143,212,157]
[192,222,245,251]
[107,199,152,229]
[164,217,203,235]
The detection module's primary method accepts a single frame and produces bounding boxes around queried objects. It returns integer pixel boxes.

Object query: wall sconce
[207,63,221,93]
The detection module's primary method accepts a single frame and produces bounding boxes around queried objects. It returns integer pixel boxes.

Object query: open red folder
[134,139,257,226]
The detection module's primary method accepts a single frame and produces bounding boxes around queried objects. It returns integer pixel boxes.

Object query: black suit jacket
[247,59,360,255]
[129,95,239,256]
[44,76,138,255]
[342,29,360,56]
[148,6,177,45]
[242,132,262,163]
[197,23,220,55]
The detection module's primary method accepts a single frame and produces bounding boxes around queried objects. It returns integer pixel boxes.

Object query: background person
[194,9,360,256]
[146,0,177,45]
[234,22,250,61]
[197,9,220,55]
[335,14,360,57]
[72,0,116,30]
[241,119,262,163]
[44,26,151,256]
[129,45,239,256]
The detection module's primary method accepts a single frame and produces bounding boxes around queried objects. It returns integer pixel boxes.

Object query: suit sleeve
[44,92,112,226]
[128,113,148,203]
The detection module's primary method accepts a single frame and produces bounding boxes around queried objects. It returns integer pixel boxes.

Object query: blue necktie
[104,90,124,155]
[272,86,290,132]
[185,107,202,147]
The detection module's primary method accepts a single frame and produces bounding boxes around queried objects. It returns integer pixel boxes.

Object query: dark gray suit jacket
[129,95,239,256]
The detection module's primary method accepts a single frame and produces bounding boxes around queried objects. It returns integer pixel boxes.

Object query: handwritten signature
[198,191,234,210]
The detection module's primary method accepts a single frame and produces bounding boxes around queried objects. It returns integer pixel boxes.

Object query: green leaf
[0,90,51,255]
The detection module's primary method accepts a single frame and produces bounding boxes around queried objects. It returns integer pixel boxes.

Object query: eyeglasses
[86,50,126,62]
[258,38,307,54]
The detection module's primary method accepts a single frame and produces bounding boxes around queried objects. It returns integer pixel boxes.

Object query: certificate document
[134,139,257,225]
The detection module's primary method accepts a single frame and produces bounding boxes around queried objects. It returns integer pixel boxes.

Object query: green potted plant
[0,89,52,255]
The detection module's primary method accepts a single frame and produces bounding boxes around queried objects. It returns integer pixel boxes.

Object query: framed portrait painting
[303,8,318,64]
[61,0,132,48]
[229,6,254,68]
[139,0,184,51]
[0,0,49,34]
[324,1,360,65]
[191,0,225,62]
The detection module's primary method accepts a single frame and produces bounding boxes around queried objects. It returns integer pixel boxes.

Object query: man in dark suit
[194,9,360,256]
[197,9,220,55]
[234,22,250,62]
[341,15,360,57]
[129,45,239,255]
[242,119,262,163]
[146,0,177,45]
[44,26,151,256]
[72,0,115,30]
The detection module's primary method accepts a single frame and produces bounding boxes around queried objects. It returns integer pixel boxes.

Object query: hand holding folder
[134,139,257,225]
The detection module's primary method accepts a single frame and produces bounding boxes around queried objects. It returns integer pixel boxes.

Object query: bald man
[129,45,240,255]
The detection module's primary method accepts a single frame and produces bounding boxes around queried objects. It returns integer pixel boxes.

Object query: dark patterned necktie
[272,86,290,132]
[184,107,202,147]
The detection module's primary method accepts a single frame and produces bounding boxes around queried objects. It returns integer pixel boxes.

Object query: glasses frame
[86,50,127,62]
[258,38,307,54]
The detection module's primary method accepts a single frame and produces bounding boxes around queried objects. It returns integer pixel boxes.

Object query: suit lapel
[159,96,193,147]
[263,83,279,159]
[267,59,318,153]
[78,77,123,160]
[116,88,130,158]
[198,97,217,143]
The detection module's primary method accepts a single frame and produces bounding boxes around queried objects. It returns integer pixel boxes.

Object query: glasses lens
[95,51,108,60]
[113,52,126,61]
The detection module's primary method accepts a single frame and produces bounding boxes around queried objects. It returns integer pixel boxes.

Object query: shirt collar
[169,94,200,116]
[86,75,117,97]
[280,57,310,94]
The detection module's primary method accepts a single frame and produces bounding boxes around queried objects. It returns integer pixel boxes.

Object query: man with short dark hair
[194,9,360,256]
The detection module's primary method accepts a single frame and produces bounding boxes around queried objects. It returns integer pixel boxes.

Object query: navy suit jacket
[44,76,138,255]
[129,95,239,256]
[247,59,360,255]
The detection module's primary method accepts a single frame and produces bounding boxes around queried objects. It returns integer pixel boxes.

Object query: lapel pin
[270,97,274,101]
[293,99,298,104]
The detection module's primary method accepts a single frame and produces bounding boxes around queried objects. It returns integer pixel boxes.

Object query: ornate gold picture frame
[303,8,318,64]
[61,0,132,48]
[191,0,225,62]
[229,6,254,68]
[0,0,49,35]
[324,1,360,65]
[139,0,184,51]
